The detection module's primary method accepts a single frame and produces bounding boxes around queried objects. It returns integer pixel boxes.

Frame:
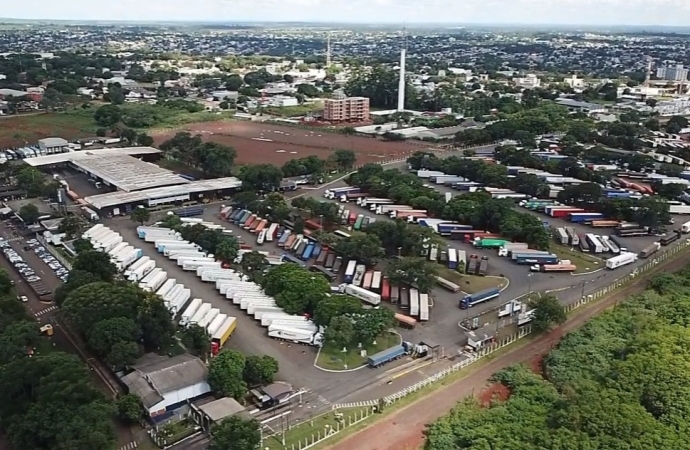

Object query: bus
[353,215,364,231]
[280,253,305,266]
[309,265,337,281]
[435,276,460,292]
[334,230,351,239]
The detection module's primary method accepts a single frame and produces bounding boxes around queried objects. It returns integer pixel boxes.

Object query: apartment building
[657,64,689,81]
[323,95,370,122]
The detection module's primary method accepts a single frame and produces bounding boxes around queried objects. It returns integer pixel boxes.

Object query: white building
[657,64,689,81]
[38,137,69,154]
[563,75,584,88]
[265,96,299,108]
[122,353,211,419]
[514,74,541,89]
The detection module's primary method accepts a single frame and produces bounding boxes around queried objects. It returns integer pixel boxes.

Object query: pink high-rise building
[323,96,370,122]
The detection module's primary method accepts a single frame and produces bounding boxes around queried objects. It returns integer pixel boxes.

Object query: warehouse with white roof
[24,147,241,215]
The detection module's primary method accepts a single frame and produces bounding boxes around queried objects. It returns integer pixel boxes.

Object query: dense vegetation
[0,267,116,450]
[424,265,690,449]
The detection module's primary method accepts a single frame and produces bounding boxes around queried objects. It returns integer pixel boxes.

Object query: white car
[18,296,28,302]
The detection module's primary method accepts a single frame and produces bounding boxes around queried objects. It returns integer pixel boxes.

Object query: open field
[0,110,97,147]
[316,332,401,371]
[152,120,424,165]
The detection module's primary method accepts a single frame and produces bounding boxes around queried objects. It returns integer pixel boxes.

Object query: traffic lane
[110,220,384,408]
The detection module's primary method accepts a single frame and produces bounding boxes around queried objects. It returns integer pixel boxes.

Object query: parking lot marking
[118,442,138,450]
[35,305,58,317]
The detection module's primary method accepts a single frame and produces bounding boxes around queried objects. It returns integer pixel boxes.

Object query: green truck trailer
[474,238,509,249]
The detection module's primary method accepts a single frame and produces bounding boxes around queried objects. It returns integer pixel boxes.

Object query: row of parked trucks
[138,225,326,348]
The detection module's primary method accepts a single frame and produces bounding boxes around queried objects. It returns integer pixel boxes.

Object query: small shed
[38,137,69,154]
[192,397,249,431]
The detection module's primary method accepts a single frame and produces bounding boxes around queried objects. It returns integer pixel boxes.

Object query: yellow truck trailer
[211,316,237,355]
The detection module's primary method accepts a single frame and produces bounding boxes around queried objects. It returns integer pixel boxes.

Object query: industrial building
[121,353,211,421]
[24,147,242,215]
[38,137,70,154]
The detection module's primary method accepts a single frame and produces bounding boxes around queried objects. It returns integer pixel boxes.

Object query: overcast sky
[3,0,689,26]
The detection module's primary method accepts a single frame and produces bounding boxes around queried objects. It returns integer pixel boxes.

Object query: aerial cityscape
[0,12,689,450]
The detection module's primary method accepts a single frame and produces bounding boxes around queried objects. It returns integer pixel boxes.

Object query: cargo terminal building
[24,147,242,216]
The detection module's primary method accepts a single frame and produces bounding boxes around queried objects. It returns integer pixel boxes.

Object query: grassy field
[0,106,233,149]
[0,110,98,147]
[262,103,323,118]
[439,268,507,294]
[551,245,603,273]
[315,332,401,371]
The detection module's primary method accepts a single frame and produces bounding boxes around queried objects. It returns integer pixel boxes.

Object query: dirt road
[325,252,690,450]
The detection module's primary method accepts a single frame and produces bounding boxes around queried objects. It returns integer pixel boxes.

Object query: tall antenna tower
[397,29,407,112]
[326,34,332,67]
[644,55,653,87]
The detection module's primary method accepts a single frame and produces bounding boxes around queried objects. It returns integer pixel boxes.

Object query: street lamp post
[527,273,533,295]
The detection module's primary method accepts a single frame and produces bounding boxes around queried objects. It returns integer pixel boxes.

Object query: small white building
[122,353,211,419]
[266,96,299,108]
[563,75,584,88]
[38,137,69,154]
[514,74,541,89]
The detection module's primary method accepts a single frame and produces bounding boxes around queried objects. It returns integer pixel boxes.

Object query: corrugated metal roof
[85,177,242,209]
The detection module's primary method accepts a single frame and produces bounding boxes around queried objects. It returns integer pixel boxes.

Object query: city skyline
[2,0,690,27]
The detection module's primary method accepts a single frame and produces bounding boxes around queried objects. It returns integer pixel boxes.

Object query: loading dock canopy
[84,177,242,209]
[23,147,185,192]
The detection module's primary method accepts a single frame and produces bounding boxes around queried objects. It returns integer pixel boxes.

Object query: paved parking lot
[108,217,407,411]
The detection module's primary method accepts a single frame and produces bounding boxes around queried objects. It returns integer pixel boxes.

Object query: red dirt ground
[152,121,423,165]
[478,382,511,407]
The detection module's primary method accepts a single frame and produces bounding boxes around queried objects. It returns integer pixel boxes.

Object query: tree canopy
[424,264,690,450]
[159,132,237,178]
[208,416,261,450]
[261,264,331,315]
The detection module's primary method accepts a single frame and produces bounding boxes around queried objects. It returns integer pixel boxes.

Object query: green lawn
[262,103,323,118]
[315,332,401,371]
[263,408,370,450]
[439,268,507,294]
[551,245,603,273]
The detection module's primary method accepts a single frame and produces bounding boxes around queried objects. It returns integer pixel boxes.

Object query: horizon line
[0,17,688,29]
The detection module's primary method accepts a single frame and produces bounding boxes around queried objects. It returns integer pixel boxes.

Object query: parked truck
[339,283,381,306]
[530,263,577,272]
[267,325,324,347]
[639,242,661,259]
[211,317,238,355]
[605,252,638,269]
[140,270,167,292]
[473,238,509,249]
[459,287,501,309]
[514,254,559,265]
[179,298,203,327]
[367,342,413,368]
[660,231,681,246]
[128,259,155,282]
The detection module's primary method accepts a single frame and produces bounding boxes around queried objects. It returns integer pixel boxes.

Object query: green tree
[208,349,247,399]
[86,317,140,359]
[0,321,42,364]
[130,207,151,225]
[243,355,279,386]
[262,264,331,314]
[116,394,143,423]
[208,416,261,450]
[182,324,212,358]
[106,340,140,367]
[296,83,319,97]
[313,295,363,327]
[333,149,357,170]
[57,215,81,238]
[239,164,283,192]
[336,233,385,267]
[385,257,439,293]
[94,104,122,126]
[197,142,237,178]
[72,238,94,254]
[54,269,102,307]
[352,308,395,346]
[136,132,154,146]
[241,251,269,282]
[18,203,40,223]
[215,238,240,264]
[72,251,117,282]
[325,316,355,350]
[529,294,566,332]
[0,268,13,294]
[120,127,137,145]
